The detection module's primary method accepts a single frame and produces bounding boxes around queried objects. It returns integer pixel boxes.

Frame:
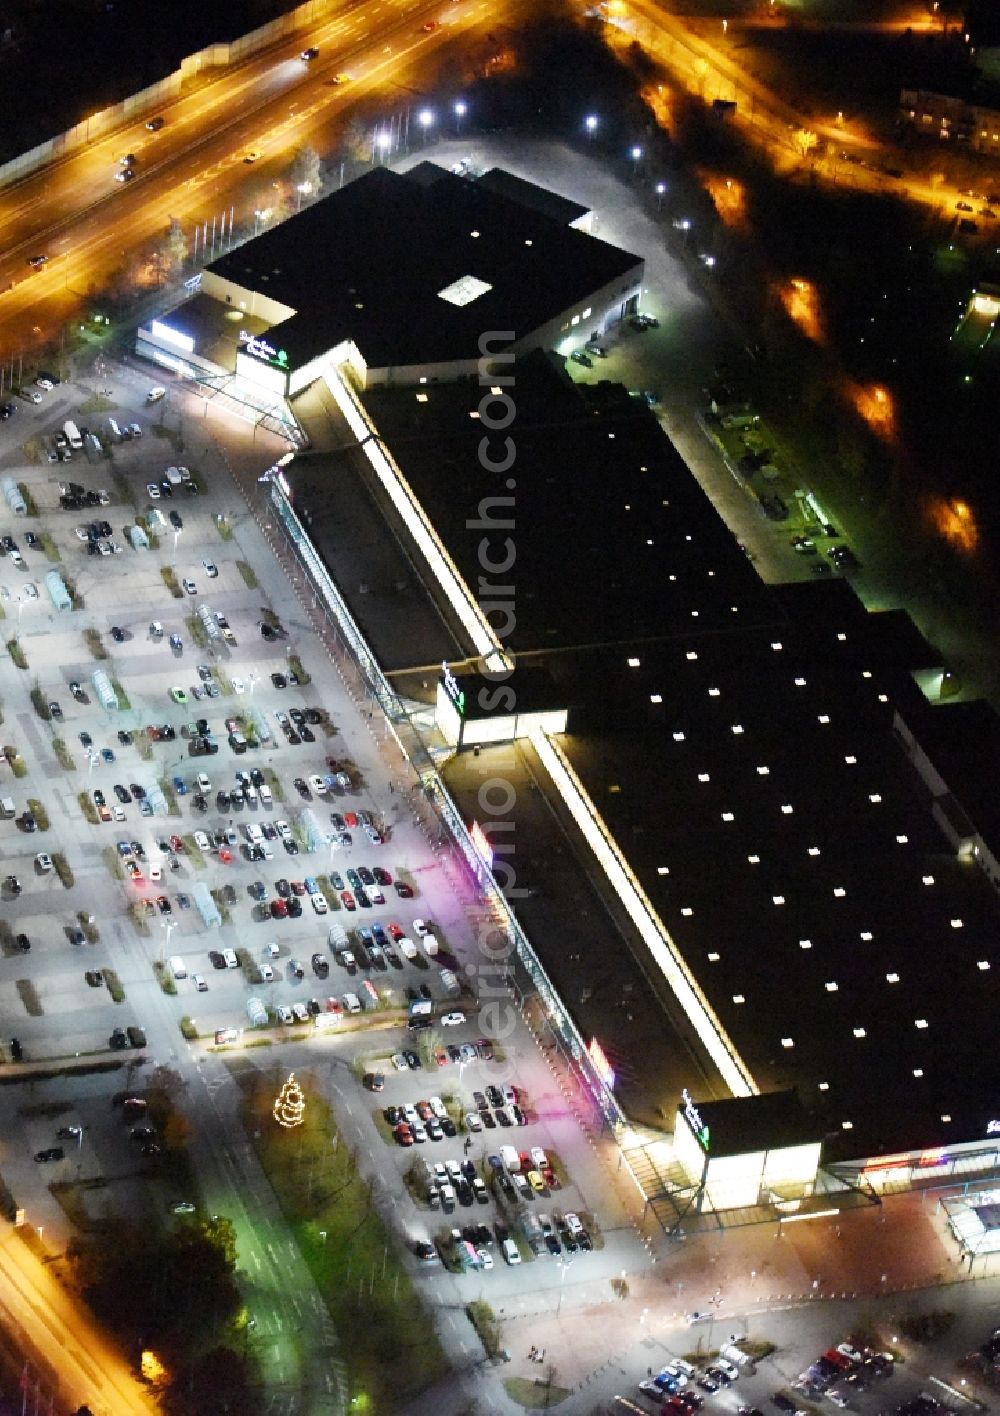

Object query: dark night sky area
[0,0,296,158]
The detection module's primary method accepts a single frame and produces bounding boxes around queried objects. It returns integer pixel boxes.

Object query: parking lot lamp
[584,114,599,137]
[159,918,176,964]
[555,1254,575,1315]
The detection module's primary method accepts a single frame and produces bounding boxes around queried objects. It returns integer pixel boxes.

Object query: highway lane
[0,0,408,243]
[0,0,509,348]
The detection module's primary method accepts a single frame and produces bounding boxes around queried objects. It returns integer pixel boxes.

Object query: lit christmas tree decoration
[273,1071,305,1129]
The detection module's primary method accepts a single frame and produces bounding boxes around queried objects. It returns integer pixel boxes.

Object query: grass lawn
[242,1069,448,1409]
[503,1375,572,1408]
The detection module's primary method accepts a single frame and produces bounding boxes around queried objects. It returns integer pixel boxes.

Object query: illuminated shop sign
[682,1087,710,1151]
[151,319,194,353]
[441,661,465,715]
[988,1120,1000,1136]
[468,819,494,869]
[588,1038,616,1091]
[239,330,290,368]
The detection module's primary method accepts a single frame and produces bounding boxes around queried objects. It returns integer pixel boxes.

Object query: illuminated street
[0,1225,159,1414]
[0,0,522,350]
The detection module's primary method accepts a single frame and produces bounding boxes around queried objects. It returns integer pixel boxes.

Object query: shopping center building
[140,162,1000,1234]
[136,161,644,438]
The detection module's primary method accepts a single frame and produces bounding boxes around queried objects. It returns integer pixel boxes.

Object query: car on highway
[243,149,262,164]
[300,45,319,59]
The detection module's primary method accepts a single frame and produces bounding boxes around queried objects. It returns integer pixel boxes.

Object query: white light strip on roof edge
[531,729,757,1099]
[325,368,510,672]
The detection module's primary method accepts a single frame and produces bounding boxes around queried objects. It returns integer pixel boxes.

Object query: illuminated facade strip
[531,730,757,1099]
[324,369,510,672]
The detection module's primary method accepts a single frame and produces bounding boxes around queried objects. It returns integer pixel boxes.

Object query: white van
[500,1145,521,1173]
[501,1238,522,1266]
[396,935,417,960]
[0,797,15,819]
[343,992,361,1014]
[168,955,187,979]
[63,420,83,450]
[259,784,273,807]
[107,418,123,442]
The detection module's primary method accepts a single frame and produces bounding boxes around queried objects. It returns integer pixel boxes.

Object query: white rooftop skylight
[438,273,492,306]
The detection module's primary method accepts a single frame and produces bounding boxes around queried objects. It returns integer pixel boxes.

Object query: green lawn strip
[16,980,42,1016]
[84,628,107,660]
[152,958,175,990]
[161,567,183,598]
[182,836,206,869]
[503,1375,572,1408]
[78,911,100,943]
[243,1072,447,1408]
[6,746,27,777]
[467,1300,503,1357]
[52,853,74,888]
[102,968,125,1003]
[17,484,38,517]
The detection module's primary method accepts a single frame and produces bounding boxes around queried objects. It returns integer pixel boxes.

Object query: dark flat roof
[686,1090,823,1158]
[361,354,1000,1163]
[363,356,783,653]
[557,623,1000,1162]
[895,697,1000,850]
[475,167,589,226]
[153,292,271,372]
[205,166,641,372]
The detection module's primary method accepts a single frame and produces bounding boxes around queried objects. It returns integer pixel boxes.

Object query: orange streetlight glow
[851,381,896,438]
[928,496,979,553]
[776,276,825,344]
[703,173,747,229]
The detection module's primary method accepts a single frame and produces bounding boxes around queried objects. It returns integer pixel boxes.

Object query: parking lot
[0,355,657,1406]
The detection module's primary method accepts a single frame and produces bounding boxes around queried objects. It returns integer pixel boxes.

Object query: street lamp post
[655,181,666,210]
[631,145,643,176]
[555,1254,575,1315]
[159,918,176,965]
[584,114,599,139]
[418,109,435,142]
[453,100,467,134]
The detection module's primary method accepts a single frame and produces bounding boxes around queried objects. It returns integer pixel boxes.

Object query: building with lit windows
[136,162,643,433]
[196,163,1000,1231]
[274,348,1000,1230]
[900,89,1000,157]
